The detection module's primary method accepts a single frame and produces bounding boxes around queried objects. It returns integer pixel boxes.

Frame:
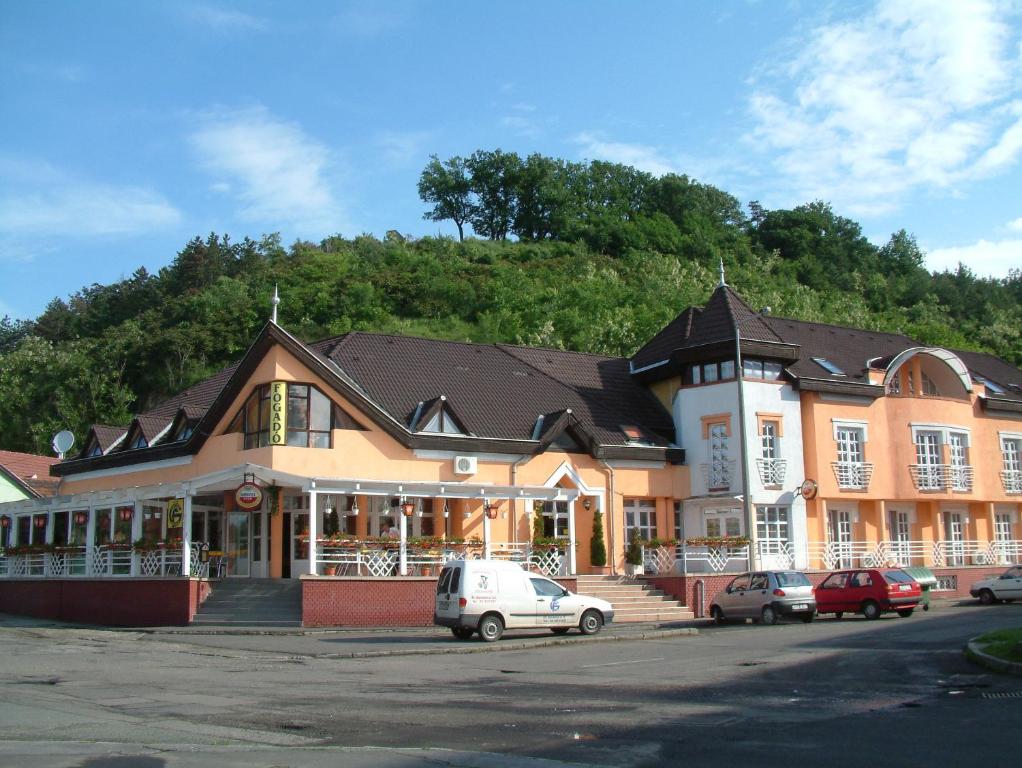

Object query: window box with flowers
[684,536,750,550]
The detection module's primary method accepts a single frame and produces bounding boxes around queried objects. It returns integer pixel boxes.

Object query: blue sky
[2,0,1021,321]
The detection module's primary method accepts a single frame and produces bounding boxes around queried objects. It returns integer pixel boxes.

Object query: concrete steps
[575,575,694,623]
[191,578,302,627]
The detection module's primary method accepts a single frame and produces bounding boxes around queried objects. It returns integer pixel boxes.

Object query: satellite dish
[52,430,75,458]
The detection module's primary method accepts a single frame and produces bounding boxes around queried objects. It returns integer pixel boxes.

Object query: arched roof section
[881,347,972,397]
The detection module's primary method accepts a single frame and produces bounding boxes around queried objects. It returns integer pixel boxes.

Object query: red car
[814,568,921,619]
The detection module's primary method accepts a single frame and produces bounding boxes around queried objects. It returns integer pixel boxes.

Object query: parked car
[969,565,1022,604]
[434,559,614,642]
[709,570,817,625]
[814,568,921,619]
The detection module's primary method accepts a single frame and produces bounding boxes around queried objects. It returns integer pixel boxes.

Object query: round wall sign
[799,479,819,500]
[235,482,264,510]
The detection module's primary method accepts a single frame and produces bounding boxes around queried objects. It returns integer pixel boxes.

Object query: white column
[181,495,193,577]
[567,498,577,575]
[85,506,96,576]
[308,490,319,576]
[130,500,143,576]
[483,507,491,559]
[399,510,408,576]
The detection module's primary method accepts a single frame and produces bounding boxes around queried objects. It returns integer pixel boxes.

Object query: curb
[965,638,1022,676]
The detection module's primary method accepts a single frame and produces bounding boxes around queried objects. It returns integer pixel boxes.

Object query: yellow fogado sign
[269,381,287,445]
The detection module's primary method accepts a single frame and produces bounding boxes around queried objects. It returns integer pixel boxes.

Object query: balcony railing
[0,543,198,578]
[832,461,875,490]
[700,460,736,492]
[1001,469,1022,494]
[755,458,787,487]
[909,464,974,492]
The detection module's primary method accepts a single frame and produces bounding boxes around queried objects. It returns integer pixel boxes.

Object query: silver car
[710,570,816,625]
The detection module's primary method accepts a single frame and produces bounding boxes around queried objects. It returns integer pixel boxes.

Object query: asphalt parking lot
[0,600,1020,767]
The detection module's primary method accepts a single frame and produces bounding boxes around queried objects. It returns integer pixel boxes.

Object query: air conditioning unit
[454,456,477,475]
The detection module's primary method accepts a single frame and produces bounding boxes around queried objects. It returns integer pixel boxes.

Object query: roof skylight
[974,375,1004,394]
[812,357,846,376]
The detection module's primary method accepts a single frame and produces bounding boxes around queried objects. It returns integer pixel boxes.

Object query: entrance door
[227,512,251,577]
[944,511,965,566]
[827,509,853,568]
[889,511,911,566]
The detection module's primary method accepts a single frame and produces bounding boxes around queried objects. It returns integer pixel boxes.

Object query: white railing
[1001,469,1022,494]
[1,543,195,578]
[682,544,751,574]
[642,545,677,575]
[832,461,874,490]
[909,464,974,492]
[757,540,796,570]
[317,541,566,577]
[803,539,1022,569]
[755,458,787,487]
[700,460,736,492]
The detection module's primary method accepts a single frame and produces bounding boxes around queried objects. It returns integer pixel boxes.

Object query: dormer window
[685,360,737,385]
[88,442,102,457]
[174,423,194,442]
[975,375,1004,394]
[130,434,148,449]
[423,407,464,435]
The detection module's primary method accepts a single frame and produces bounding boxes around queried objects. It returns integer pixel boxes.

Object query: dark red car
[814,568,921,619]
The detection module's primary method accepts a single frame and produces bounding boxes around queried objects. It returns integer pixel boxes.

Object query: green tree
[466,149,522,240]
[417,155,474,241]
[590,506,607,566]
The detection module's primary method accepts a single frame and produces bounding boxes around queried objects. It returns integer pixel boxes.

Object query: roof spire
[271,284,280,324]
[718,258,727,288]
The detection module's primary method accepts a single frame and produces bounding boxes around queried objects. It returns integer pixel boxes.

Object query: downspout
[598,459,617,576]
[734,317,756,570]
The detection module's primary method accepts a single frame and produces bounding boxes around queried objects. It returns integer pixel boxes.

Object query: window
[538,501,569,539]
[915,431,943,490]
[948,432,971,491]
[994,513,1011,543]
[687,361,736,385]
[423,407,463,435]
[230,382,353,449]
[975,375,1004,394]
[812,357,846,375]
[756,506,789,545]
[530,577,565,597]
[743,359,783,380]
[851,572,873,588]
[1002,437,1021,473]
[761,421,779,460]
[673,501,682,541]
[623,498,655,542]
[921,372,938,396]
[87,441,103,457]
[886,373,901,395]
[836,427,864,464]
[708,422,730,490]
[705,508,742,538]
[130,434,147,449]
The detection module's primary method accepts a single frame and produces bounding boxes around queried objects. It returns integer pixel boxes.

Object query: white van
[434,559,615,642]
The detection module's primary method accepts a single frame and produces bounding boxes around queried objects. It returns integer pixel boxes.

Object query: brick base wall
[646,567,993,619]
[302,576,579,628]
[0,578,205,626]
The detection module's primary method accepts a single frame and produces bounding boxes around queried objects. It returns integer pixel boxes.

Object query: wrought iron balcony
[700,460,736,492]
[831,461,874,490]
[909,464,973,492]
[755,458,787,487]
[1001,469,1022,494]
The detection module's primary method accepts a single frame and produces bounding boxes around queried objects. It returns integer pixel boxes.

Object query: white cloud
[925,238,1022,277]
[376,130,432,167]
[189,106,350,235]
[185,5,268,32]
[573,132,677,176]
[1006,216,1022,232]
[745,0,1022,215]
[0,157,182,238]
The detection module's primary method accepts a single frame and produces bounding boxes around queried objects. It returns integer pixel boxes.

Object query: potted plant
[589,507,609,575]
[625,530,644,576]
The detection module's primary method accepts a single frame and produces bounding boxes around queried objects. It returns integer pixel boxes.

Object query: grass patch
[973,627,1022,664]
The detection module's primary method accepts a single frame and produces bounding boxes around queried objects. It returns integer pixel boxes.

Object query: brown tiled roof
[142,364,240,421]
[310,333,674,447]
[631,286,784,369]
[0,450,60,498]
[763,317,916,383]
[91,425,126,452]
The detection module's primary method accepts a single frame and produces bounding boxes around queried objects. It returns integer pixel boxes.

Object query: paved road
[0,601,1019,767]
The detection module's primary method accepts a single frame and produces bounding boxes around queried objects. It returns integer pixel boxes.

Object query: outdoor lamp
[442,501,449,519]
[324,495,335,514]
[348,498,359,516]
[401,497,415,517]
[0,516,9,528]
[119,507,133,522]
[485,500,499,520]
[34,516,46,528]
[73,511,88,525]
[583,497,592,511]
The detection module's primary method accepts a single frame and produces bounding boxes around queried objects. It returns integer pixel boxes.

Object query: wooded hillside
[1,151,1019,455]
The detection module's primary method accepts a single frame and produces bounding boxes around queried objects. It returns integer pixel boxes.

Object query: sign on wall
[167,498,184,528]
[269,380,287,445]
[235,482,263,510]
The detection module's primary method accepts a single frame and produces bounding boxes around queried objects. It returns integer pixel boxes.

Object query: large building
[1,279,1019,625]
